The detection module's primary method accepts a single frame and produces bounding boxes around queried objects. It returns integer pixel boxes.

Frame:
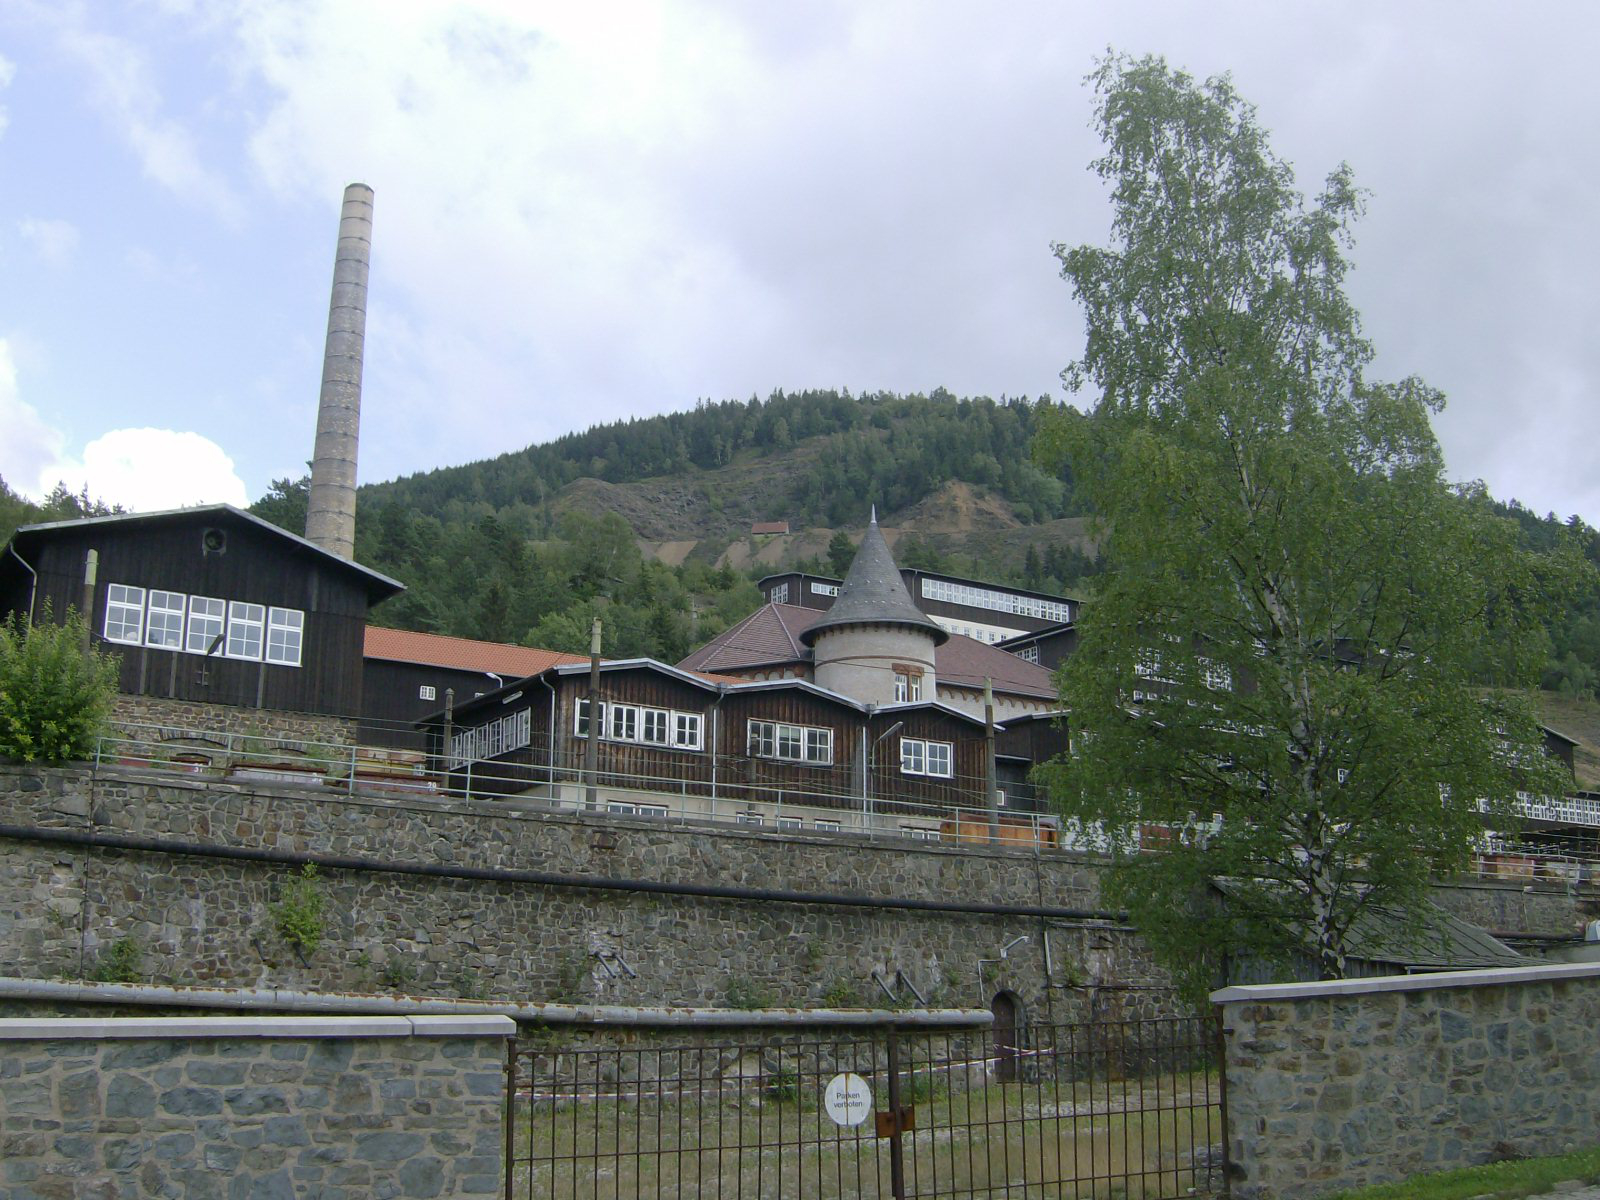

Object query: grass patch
[1327,1144,1600,1200]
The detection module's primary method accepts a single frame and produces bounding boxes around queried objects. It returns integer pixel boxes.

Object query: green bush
[0,604,121,763]
[271,864,326,957]
[91,936,143,984]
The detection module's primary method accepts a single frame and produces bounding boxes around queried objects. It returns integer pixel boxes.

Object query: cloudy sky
[1,1,1596,523]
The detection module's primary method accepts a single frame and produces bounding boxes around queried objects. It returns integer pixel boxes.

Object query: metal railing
[505,1016,1229,1199]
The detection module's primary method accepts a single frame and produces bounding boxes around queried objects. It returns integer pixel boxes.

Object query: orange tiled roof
[364,626,587,677]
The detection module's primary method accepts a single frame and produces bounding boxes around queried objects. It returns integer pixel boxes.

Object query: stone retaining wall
[111,695,358,750]
[0,1014,513,1198]
[1213,962,1600,1199]
[0,764,1165,1021]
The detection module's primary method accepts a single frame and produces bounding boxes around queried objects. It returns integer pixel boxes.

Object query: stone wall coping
[0,1013,517,1041]
[1211,958,1600,1004]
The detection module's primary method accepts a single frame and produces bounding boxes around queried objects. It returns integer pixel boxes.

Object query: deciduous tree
[1035,54,1583,997]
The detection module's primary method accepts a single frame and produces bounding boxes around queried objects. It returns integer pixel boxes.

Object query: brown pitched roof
[677,603,815,674]
[677,603,1057,699]
[364,626,587,676]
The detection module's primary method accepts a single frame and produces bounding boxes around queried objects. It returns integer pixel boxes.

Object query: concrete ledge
[0,1013,516,1040]
[1211,958,1600,1003]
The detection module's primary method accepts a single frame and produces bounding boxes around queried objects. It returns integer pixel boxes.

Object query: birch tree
[1036,54,1579,997]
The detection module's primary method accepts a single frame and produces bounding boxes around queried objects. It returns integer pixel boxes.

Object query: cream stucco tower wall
[802,514,947,706]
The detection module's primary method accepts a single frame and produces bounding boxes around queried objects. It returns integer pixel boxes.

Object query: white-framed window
[265,607,304,666]
[814,819,842,832]
[454,708,534,766]
[900,737,953,778]
[674,712,703,750]
[575,698,601,737]
[608,703,639,742]
[419,685,436,701]
[608,802,668,818]
[901,825,941,841]
[921,578,1071,623]
[893,671,923,703]
[641,707,670,745]
[770,581,789,604]
[186,596,225,655]
[776,817,803,830]
[1199,658,1232,692]
[1016,644,1040,664]
[225,601,265,660]
[104,584,145,644]
[737,811,766,826]
[810,581,839,597]
[747,720,834,765]
[145,590,185,649]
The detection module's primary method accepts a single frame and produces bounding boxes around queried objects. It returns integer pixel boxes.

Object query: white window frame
[265,607,304,666]
[900,737,953,778]
[574,698,603,737]
[225,601,265,661]
[641,707,670,745]
[186,596,225,655]
[748,719,834,765]
[770,581,789,604]
[900,825,941,841]
[104,584,145,645]
[419,685,436,701]
[673,712,703,750]
[814,819,842,832]
[144,590,185,649]
[608,703,639,742]
[776,816,804,830]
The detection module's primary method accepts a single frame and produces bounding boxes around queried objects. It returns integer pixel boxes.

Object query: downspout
[710,684,725,819]
[7,543,38,624]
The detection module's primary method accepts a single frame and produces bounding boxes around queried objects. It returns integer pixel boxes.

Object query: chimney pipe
[305,182,373,560]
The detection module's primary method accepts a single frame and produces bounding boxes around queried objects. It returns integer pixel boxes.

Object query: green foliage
[91,935,143,984]
[378,953,417,992]
[1037,53,1589,998]
[723,977,775,1010]
[818,977,858,1008]
[271,864,326,957]
[0,604,121,763]
[0,476,120,546]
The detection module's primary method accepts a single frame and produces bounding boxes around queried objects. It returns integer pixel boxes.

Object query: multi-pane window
[451,708,533,768]
[770,582,789,604]
[104,584,145,644]
[608,704,639,742]
[145,591,185,649]
[814,819,842,832]
[186,596,225,654]
[419,685,436,701]
[900,737,953,778]
[266,607,303,666]
[674,712,703,750]
[747,720,834,765]
[921,578,1070,623]
[901,825,941,841]
[641,708,670,745]
[1199,658,1232,692]
[576,700,705,751]
[102,582,303,667]
[225,601,265,660]
[893,671,923,703]
[607,802,668,817]
[1016,645,1040,664]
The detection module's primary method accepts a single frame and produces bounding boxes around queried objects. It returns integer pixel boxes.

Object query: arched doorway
[991,991,1023,1083]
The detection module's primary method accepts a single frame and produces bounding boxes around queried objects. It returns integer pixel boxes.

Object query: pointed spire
[799,512,947,647]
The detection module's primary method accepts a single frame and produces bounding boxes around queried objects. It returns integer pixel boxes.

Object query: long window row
[748,719,833,765]
[900,737,953,778]
[920,578,1071,624]
[103,583,303,667]
[450,709,533,768]
[576,700,704,751]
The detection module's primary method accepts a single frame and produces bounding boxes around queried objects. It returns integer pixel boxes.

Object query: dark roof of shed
[798,516,947,647]
[7,504,404,600]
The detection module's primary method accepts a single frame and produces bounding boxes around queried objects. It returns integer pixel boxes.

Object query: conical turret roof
[798,513,948,647]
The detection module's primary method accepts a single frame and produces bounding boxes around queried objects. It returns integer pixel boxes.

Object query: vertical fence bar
[886,1027,906,1200]
[1216,1007,1232,1197]
[503,1041,516,1200]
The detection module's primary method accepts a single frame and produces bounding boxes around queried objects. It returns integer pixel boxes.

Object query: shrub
[271,864,326,957]
[0,603,121,763]
[91,936,143,983]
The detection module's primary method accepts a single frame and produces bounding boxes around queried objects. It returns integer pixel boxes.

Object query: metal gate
[504,1015,1228,1198]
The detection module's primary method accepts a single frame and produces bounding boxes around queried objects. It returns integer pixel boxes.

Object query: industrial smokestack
[305,182,373,560]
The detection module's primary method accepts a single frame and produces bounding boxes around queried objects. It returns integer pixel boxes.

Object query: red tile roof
[364,626,587,676]
[677,603,1058,699]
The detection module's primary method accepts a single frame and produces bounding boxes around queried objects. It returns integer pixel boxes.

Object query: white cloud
[17,217,80,264]
[0,338,69,499]
[0,49,13,139]
[50,428,251,512]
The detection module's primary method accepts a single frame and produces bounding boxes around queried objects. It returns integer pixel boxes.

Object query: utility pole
[985,677,1000,844]
[583,616,602,809]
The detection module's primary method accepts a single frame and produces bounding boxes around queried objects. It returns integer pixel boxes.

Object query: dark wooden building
[422,658,1022,835]
[0,505,403,720]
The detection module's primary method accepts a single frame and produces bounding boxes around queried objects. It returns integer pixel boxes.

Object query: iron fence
[504,1016,1228,1199]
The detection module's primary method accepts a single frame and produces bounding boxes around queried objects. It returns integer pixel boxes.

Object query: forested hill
[241,388,1600,725]
[360,389,1080,537]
